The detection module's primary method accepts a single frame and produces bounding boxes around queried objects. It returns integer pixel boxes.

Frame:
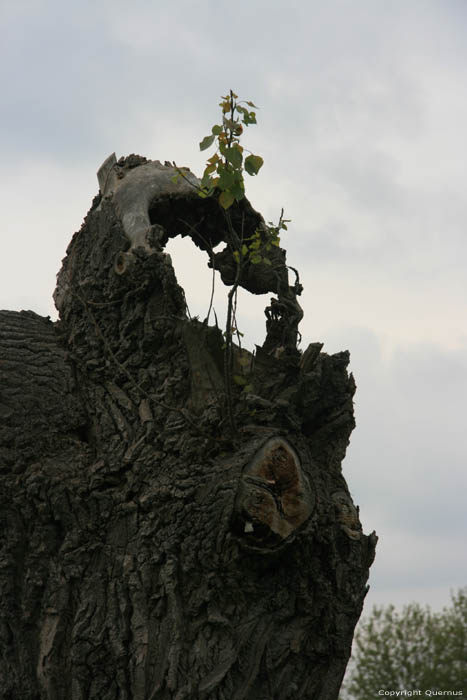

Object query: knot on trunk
[233,437,314,549]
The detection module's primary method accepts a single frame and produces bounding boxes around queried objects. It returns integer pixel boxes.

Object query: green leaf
[225,146,243,169]
[242,111,257,125]
[233,374,247,386]
[223,118,238,132]
[219,190,235,209]
[243,384,253,393]
[203,163,216,176]
[263,257,272,265]
[211,124,222,135]
[171,174,180,183]
[244,154,264,176]
[201,169,214,187]
[246,100,258,108]
[199,134,215,151]
[233,250,240,263]
[217,167,235,191]
[250,254,262,264]
[229,178,245,201]
[241,244,248,256]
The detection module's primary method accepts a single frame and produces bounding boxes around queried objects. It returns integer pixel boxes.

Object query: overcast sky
[2,0,466,616]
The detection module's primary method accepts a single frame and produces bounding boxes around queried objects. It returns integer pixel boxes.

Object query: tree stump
[0,155,376,699]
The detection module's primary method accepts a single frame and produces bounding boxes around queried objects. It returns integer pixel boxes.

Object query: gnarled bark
[0,154,376,700]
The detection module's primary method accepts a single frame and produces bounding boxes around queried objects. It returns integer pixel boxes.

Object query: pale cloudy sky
[2,0,466,614]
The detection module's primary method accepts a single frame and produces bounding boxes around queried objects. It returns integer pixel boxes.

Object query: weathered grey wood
[0,154,376,699]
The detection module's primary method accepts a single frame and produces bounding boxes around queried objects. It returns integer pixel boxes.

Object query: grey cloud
[343,334,467,575]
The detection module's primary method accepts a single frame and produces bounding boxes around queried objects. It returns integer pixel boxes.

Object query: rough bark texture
[0,155,376,699]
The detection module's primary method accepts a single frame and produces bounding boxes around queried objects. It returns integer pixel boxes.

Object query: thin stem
[206,253,216,325]
[223,208,245,433]
[177,217,217,325]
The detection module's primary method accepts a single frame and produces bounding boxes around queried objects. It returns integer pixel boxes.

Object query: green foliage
[234,210,290,268]
[174,89,292,430]
[174,89,291,264]
[342,588,467,698]
[197,90,263,209]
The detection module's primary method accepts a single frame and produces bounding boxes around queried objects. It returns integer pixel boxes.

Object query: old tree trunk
[0,155,376,699]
